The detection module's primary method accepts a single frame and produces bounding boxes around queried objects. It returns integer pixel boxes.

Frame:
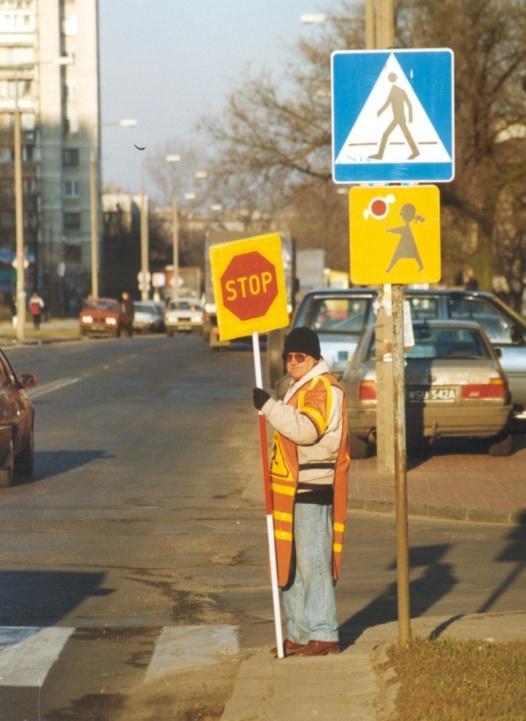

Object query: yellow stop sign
[210,233,289,341]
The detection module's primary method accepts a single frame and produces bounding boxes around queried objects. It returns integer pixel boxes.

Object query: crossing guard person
[252,327,349,657]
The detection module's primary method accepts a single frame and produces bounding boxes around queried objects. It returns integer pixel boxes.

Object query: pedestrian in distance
[29,291,45,330]
[119,291,134,337]
[252,327,349,657]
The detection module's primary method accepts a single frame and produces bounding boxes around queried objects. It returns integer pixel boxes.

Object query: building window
[64,179,80,198]
[63,148,79,166]
[64,212,81,231]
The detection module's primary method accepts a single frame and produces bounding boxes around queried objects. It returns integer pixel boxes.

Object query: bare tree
[202,0,526,289]
[397,0,526,296]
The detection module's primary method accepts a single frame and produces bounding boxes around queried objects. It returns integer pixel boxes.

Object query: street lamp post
[166,153,181,297]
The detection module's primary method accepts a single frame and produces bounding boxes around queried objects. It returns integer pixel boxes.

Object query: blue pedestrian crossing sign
[331,49,454,183]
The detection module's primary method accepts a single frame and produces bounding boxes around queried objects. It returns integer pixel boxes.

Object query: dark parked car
[0,349,38,486]
[79,297,123,337]
[268,288,526,421]
[343,320,513,458]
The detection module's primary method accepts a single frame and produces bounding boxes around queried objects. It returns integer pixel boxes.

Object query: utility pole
[368,2,395,474]
[365,0,411,647]
[90,151,99,299]
[140,194,150,301]
[14,108,26,341]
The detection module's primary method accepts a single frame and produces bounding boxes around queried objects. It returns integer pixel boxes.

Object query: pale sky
[99,0,340,197]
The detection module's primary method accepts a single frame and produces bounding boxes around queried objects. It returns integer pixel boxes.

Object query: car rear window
[366,327,490,360]
[408,327,490,360]
[407,295,440,320]
[306,298,370,334]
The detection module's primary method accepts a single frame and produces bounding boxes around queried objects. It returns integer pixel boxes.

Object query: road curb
[348,498,524,526]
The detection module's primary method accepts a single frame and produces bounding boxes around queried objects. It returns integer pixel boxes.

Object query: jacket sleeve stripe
[333,522,345,533]
[333,542,343,553]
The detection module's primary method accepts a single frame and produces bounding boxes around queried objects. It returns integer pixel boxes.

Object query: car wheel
[488,431,513,457]
[0,437,15,487]
[16,425,34,477]
[350,434,371,459]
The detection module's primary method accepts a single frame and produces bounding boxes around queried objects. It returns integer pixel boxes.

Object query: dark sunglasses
[283,352,308,363]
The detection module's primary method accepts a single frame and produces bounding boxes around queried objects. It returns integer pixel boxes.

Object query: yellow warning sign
[209,233,289,341]
[270,435,293,481]
[349,185,441,284]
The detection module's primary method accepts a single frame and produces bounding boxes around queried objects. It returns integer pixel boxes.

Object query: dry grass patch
[384,638,526,721]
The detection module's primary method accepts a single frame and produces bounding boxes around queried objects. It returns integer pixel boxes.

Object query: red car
[0,349,38,486]
[79,297,123,337]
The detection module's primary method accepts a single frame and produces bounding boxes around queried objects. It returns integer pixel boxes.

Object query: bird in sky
[134,144,146,151]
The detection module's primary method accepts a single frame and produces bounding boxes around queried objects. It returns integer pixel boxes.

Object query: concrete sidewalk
[0,318,80,345]
[242,435,526,527]
[232,433,526,720]
[221,611,526,721]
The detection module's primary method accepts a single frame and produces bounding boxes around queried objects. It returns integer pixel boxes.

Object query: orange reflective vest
[269,372,349,587]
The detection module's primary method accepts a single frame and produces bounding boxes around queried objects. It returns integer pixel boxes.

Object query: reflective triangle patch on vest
[270,435,294,482]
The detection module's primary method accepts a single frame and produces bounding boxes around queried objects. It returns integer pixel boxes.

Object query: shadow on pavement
[0,570,112,625]
[340,544,457,650]
[17,450,113,485]
[406,432,526,470]
[477,510,526,613]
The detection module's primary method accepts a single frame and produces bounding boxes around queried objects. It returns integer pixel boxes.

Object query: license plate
[408,387,456,403]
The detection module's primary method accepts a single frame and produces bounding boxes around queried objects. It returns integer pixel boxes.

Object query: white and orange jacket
[260,360,350,587]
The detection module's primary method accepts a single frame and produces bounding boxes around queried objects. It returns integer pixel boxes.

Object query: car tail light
[461,377,507,400]
[359,380,377,401]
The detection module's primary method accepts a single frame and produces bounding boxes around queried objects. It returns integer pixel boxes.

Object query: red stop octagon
[220,251,278,321]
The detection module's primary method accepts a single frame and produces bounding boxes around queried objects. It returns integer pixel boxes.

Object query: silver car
[343,320,513,458]
[133,301,164,333]
[164,297,204,336]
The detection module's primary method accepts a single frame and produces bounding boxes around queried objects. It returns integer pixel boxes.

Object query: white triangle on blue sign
[335,53,451,165]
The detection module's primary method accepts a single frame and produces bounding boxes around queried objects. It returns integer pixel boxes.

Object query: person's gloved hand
[253,387,270,410]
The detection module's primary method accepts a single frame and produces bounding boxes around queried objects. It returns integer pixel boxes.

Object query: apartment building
[0,0,99,313]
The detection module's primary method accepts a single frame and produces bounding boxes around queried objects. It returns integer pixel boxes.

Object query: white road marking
[146,624,239,678]
[0,626,74,686]
[28,377,81,399]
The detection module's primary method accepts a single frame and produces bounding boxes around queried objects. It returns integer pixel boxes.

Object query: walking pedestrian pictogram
[332,49,454,183]
[368,72,420,161]
[349,186,441,284]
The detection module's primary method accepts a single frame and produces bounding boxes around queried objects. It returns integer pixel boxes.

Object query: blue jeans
[282,503,339,644]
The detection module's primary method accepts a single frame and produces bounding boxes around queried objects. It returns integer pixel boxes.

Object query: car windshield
[307,298,369,334]
[83,300,118,311]
[367,327,490,360]
[407,296,440,321]
[135,304,160,315]
[169,301,200,311]
[446,297,522,344]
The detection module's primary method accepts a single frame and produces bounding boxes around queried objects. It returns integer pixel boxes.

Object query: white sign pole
[252,331,284,659]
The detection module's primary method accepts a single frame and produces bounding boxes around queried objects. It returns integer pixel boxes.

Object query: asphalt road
[0,335,524,720]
